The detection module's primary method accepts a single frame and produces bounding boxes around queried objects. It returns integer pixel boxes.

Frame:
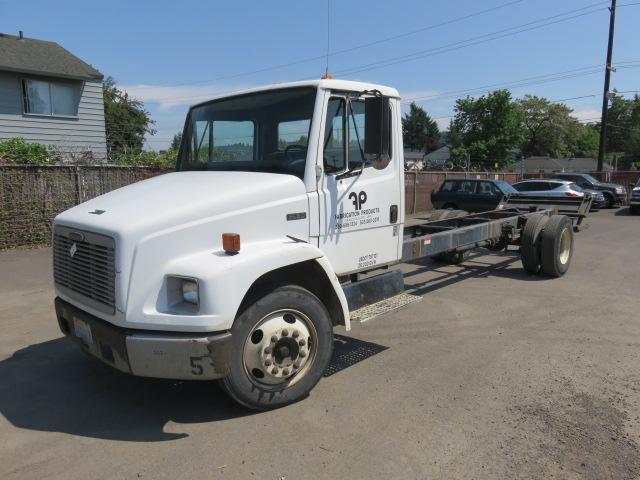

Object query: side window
[324,98,346,172]
[477,181,495,195]
[278,119,310,149]
[440,180,455,192]
[348,100,367,169]
[459,181,476,193]
[515,183,531,192]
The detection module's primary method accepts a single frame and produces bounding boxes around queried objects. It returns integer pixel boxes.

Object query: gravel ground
[0,208,639,480]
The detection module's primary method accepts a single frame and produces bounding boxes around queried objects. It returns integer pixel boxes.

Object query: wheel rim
[242,309,317,388]
[558,227,572,265]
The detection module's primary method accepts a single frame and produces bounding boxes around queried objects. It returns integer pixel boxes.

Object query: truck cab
[53,80,405,409]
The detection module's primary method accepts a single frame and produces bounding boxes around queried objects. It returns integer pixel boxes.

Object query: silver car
[512,179,607,209]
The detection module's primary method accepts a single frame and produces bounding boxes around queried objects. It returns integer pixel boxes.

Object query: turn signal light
[222,233,240,254]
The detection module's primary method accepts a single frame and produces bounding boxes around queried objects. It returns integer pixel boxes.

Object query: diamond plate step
[349,292,422,324]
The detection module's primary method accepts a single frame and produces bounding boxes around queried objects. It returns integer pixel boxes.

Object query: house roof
[0,32,103,81]
[424,145,450,163]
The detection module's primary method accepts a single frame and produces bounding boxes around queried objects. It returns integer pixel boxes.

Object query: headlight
[166,275,199,310]
[181,279,199,305]
[616,186,624,194]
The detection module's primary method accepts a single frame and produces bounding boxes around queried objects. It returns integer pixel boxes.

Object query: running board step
[350,292,422,324]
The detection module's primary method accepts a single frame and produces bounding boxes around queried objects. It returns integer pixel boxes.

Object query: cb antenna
[322,0,333,79]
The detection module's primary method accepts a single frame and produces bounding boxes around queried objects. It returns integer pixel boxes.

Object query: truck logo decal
[69,243,78,258]
[349,190,368,210]
[286,212,307,221]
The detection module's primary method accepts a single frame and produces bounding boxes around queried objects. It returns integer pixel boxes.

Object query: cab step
[350,292,422,324]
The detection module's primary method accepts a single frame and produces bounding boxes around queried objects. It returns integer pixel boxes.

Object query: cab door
[317,94,401,276]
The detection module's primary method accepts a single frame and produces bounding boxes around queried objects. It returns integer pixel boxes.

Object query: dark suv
[431,179,517,212]
[555,173,626,207]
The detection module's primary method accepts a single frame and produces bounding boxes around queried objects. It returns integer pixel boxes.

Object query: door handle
[390,205,398,224]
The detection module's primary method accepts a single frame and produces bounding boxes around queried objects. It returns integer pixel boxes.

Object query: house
[424,145,450,166]
[506,156,613,174]
[0,31,106,162]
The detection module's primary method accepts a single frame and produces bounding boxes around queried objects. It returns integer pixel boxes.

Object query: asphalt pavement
[1,208,639,480]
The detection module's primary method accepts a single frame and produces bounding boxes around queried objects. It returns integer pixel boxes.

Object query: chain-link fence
[0,165,170,249]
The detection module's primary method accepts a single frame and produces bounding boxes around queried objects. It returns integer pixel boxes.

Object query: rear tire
[520,213,549,274]
[220,285,334,410]
[540,215,574,277]
[602,193,613,209]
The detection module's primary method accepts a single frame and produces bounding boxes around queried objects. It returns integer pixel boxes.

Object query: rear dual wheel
[220,285,334,410]
[520,214,573,277]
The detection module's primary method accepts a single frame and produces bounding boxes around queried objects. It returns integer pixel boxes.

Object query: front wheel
[220,285,334,410]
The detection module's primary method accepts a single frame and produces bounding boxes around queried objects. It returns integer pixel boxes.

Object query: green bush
[111,149,177,168]
[0,138,52,164]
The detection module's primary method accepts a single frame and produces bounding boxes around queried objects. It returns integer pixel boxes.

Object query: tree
[103,77,155,157]
[518,95,598,158]
[402,102,440,152]
[171,132,183,150]
[449,89,525,167]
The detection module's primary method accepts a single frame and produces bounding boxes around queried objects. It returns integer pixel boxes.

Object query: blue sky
[2,0,639,149]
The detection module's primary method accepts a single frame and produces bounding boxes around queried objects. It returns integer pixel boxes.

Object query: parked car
[630,178,640,214]
[431,179,517,212]
[512,179,607,210]
[554,173,626,207]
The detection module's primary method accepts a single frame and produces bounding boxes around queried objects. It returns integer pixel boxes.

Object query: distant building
[0,31,106,162]
[424,146,450,166]
[507,156,613,173]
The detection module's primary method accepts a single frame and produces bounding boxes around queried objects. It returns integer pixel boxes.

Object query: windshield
[581,174,599,184]
[570,183,584,192]
[177,87,316,179]
[496,180,518,194]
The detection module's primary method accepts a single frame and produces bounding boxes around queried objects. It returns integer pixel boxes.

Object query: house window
[22,79,78,117]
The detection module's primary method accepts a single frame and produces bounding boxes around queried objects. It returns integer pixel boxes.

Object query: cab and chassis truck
[53,80,590,410]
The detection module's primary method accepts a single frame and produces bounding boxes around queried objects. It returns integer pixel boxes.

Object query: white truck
[53,79,590,409]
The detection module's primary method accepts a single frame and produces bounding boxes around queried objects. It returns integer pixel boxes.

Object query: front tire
[220,285,334,410]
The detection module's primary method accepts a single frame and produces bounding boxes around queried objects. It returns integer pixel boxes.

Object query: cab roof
[190,79,400,108]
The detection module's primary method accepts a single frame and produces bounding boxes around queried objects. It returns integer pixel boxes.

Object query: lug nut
[282,329,288,337]
[282,368,289,376]
[265,360,272,367]
[298,339,305,347]
[271,367,279,374]
[293,362,300,369]
[264,347,272,355]
[271,335,278,343]
[299,351,306,358]
[292,330,300,338]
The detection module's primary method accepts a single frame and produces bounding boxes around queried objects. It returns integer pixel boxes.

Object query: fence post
[74,166,81,205]
[412,172,418,215]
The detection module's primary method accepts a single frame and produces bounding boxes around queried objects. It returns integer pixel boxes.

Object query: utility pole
[597,0,617,172]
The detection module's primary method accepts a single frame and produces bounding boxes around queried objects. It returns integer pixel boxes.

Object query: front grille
[53,226,116,314]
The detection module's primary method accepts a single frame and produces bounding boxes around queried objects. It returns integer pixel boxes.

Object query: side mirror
[364,96,391,170]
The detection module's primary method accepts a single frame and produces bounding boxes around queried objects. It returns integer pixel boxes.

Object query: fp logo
[349,191,367,211]
[69,243,78,258]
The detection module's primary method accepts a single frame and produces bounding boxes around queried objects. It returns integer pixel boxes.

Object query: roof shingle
[0,32,103,81]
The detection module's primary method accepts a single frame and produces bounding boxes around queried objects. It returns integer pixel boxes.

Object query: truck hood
[54,170,308,236]
[593,182,621,190]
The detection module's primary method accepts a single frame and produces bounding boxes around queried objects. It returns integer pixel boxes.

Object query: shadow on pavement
[404,250,547,296]
[0,334,386,442]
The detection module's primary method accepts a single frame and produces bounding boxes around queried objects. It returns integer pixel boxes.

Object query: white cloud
[572,109,601,123]
[121,83,255,111]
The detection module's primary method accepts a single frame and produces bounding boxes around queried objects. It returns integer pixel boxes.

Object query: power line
[130,0,529,89]
[335,1,611,76]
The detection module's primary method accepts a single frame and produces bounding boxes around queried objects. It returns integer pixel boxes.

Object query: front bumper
[55,297,232,380]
